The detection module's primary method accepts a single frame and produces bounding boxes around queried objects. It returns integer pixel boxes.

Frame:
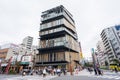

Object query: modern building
[100,25,120,64]
[22,36,33,50]
[0,48,9,62]
[0,43,19,61]
[96,40,108,66]
[79,42,83,59]
[0,43,19,73]
[36,5,80,70]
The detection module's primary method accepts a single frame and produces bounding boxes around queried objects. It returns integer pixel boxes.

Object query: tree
[84,62,93,67]
[111,58,120,69]
[105,60,108,66]
[112,59,120,65]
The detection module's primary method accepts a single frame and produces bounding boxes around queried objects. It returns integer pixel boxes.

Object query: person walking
[43,67,47,77]
[22,71,26,76]
[57,68,61,76]
[53,68,57,75]
[114,67,118,73]
[87,67,93,74]
[96,64,102,75]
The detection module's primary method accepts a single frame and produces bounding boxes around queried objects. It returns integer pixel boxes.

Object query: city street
[0,1,120,80]
[51,70,120,80]
[0,70,120,80]
[0,74,56,80]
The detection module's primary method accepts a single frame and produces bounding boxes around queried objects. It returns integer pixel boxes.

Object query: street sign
[91,48,94,54]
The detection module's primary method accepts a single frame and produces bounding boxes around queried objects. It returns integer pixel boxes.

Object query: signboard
[91,48,94,54]
[21,55,32,62]
[1,63,8,66]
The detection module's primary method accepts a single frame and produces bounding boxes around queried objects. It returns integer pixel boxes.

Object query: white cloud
[0,0,120,58]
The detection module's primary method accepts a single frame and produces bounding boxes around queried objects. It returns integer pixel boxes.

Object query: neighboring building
[36,5,80,70]
[0,43,19,61]
[79,42,84,66]
[100,25,120,64]
[84,57,93,65]
[22,36,33,50]
[79,42,83,59]
[0,43,18,49]
[0,48,8,62]
[96,40,108,66]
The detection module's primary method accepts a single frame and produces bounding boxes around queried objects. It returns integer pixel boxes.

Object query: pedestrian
[43,67,47,77]
[53,68,56,75]
[114,67,118,73]
[94,68,98,75]
[57,68,61,76]
[97,68,102,75]
[63,68,66,75]
[22,71,26,76]
[75,68,79,74]
[87,67,93,74]
[96,64,102,75]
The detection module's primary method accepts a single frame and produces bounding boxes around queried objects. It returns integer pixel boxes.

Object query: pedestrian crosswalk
[4,75,57,80]
[76,73,120,80]
[91,75,120,79]
[75,70,120,80]
[1,70,120,80]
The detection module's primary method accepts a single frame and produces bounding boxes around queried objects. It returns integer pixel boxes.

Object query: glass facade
[115,25,120,31]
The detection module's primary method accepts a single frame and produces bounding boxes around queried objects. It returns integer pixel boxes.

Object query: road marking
[115,77,120,79]
[4,75,57,80]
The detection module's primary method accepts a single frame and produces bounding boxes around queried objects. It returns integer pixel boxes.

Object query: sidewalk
[74,69,94,76]
[4,74,57,80]
[73,69,120,76]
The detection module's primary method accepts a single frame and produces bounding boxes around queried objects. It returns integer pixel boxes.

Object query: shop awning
[20,62,29,65]
[1,63,8,67]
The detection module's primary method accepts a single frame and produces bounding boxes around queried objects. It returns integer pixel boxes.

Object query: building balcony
[38,44,79,53]
[40,30,65,40]
[41,13,63,22]
[41,12,74,26]
[40,30,77,40]
[35,60,68,66]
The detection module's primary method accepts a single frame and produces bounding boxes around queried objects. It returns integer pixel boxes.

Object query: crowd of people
[87,64,103,75]
[21,67,67,77]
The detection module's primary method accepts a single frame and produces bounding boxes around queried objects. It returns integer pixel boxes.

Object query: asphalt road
[0,70,120,80]
[50,75,114,80]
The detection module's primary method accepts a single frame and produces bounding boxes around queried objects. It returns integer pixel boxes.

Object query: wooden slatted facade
[36,5,80,70]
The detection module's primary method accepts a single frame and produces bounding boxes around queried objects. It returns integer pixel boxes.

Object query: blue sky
[0,0,120,57]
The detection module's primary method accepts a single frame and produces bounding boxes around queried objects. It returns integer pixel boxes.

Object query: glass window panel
[48,23,51,27]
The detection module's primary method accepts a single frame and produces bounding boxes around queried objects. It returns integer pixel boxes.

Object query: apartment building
[22,36,33,50]
[96,40,108,66]
[100,25,120,64]
[0,48,8,62]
